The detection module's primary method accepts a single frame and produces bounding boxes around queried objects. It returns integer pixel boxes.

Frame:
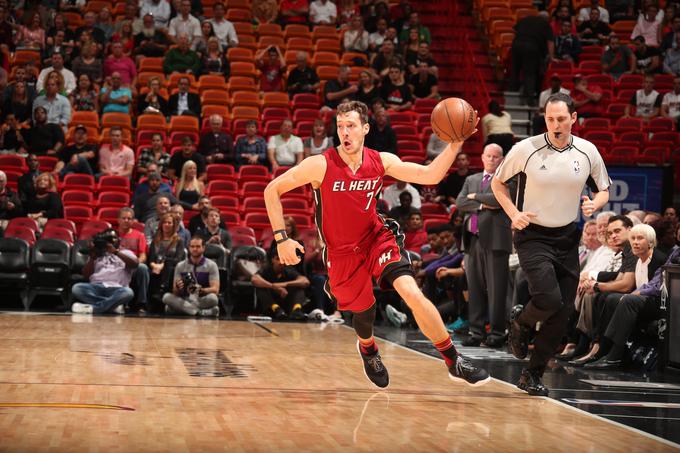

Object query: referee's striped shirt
[495,133,611,228]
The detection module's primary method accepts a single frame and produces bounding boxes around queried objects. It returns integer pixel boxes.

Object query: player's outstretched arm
[381,141,463,185]
[264,155,326,265]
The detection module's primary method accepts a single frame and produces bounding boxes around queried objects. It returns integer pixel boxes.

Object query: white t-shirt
[36,67,76,93]
[90,249,136,287]
[310,0,337,24]
[209,18,238,48]
[303,136,334,155]
[631,89,661,118]
[495,134,611,227]
[268,134,304,166]
[168,14,202,43]
[578,6,610,23]
[140,0,171,28]
[635,254,651,289]
[662,91,680,119]
[381,183,422,209]
[538,87,571,111]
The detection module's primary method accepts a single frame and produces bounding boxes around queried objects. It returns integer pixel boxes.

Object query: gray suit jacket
[455,172,513,253]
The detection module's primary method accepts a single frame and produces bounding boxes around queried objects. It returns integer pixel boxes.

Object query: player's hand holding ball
[430,97,479,143]
[277,238,305,266]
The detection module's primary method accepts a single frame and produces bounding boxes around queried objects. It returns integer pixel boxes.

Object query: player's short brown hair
[337,101,369,125]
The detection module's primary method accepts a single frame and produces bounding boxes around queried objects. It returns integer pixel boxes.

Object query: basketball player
[491,92,611,396]
[263,101,490,388]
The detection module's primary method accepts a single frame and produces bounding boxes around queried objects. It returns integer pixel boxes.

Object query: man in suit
[167,76,201,119]
[456,144,512,347]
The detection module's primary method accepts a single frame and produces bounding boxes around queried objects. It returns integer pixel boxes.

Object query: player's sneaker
[517,369,549,396]
[508,305,530,360]
[71,302,93,314]
[448,355,491,386]
[356,341,389,389]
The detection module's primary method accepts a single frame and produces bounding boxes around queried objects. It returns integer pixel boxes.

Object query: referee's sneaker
[491,92,611,396]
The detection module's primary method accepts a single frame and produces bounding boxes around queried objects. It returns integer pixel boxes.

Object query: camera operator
[71,229,139,314]
[162,236,220,316]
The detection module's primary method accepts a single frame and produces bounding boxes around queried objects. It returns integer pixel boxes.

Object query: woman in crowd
[194,21,217,57]
[480,100,514,154]
[5,81,33,124]
[46,13,75,48]
[137,76,168,116]
[175,160,205,211]
[355,69,379,106]
[147,212,186,312]
[24,173,63,227]
[69,73,99,112]
[200,37,230,77]
[111,20,135,56]
[402,28,420,61]
[303,118,334,158]
[14,12,45,50]
[235,120,268,167]
[71,42,103,87]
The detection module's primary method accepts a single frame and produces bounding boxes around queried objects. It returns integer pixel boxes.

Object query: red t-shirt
[280,0,309,23]
[405,229,427,253]
[259,61,284,92]
[120,228,148,257]
[572,84,603,116]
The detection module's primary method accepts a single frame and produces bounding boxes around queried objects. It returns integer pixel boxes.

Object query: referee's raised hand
[511,211,537,230]
[581,195,596,217]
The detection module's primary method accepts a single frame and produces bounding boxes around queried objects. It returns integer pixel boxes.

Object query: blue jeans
[71,283,134,314]
[130,264,150,307]
[59,156,94,177]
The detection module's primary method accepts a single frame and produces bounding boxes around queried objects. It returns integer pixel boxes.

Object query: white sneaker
[198,307,220,317]
[385,305,405,327]
[71,302,93,314]
[112,305,125,315]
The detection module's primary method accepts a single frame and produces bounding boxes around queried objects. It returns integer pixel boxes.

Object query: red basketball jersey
[314,147,386,254]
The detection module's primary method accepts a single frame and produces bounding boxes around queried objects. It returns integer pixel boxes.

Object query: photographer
[162,236,220,316]
[71,229,139,314]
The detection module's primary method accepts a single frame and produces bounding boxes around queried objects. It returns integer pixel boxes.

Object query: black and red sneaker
[448,355,491,386]
[356,341,389,389]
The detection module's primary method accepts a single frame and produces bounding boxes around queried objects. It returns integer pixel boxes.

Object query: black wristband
[273,229,288,244]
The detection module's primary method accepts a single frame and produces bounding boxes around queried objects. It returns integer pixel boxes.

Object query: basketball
[430,97,477,143]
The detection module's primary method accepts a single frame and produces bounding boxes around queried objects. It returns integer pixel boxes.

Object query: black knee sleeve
[352,304,377,339]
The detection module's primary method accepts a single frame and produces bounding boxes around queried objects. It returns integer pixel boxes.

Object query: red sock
[434,337,458,367]
[358,337,377,355]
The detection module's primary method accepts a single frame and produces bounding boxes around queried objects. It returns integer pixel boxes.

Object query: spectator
[14,12,45,50]
[208,3,238,49]
[436,152,470,205]
[75,12,107,49]
[0,170,21,225]
[17,154,40,204]
[286,51,320,96]
[653,219,676,256]
[324,65,356,109]
[0,114,25,153]
[21,106,64,156]
[661,3,678,37]
[0,6,12,54]
[406,41,438,77]
[189,196,224,234]
[32,79,71,130]
[97,7,115,41]
[252,246,309,320]
[41,35,73,80]
[103,42,136,87]
[364,1,390,34]
[399,12,431,44]
[555,20,582,62]
[365,107,397,154]
[577,0,610,23]
[168,0,201,46]
[252,0,279,24]
[380,64,413,111]
[69,74,99,113]
[426,132,448,161]
[55,125,96,176]
[148,212,186,311]
[663,33,680,75]
[235,120,268,167]
[70,42,103,86]
[310,0,337,25]
[601,34,636,80]
[200,37,230,77]
[144,194,173,241]
[141,0,172,29]
[355,69,379,106]
[256,45,285,92]
[100,72,131,114]
[169,136,207,181]
[509,11,554,106]
[163,34,201,76]
[279,0,310,25]
[404,210,427,253]
[371,40,402,79]
[195,208,232,249]
[303,118,334,158]
[577,7,611,45]
[633,36,661,74]
[70,229,138,315]
[137,77,168,116]
[533,73,570,134]
[39,70,67,97]
[383,179,422,210]
[163,236,220,316]
[572,74,603,118]
[368,18,389,53]
[167,77,201,119]
[134,173,178,222]
[660,14,680,52]
[481,100,514,154]
[409,62,439,100]
[36,53,76,93]
[117,207,150,311]
[631,2,662,48]
[115,3,143,36]
[110,22,135,57]
[137,133,171,177]
[387,191,419,228]
[175,160,205,210]
[23,172,63,225]
[98,127,134,178]
[198,114,234,164]
[134,14,172,62]
[551,6,577,36]
[267,118,303,170]
[3,66,37,106]
[193,21,216,56]
[661,75,680,128]
[4,81,33,124]
[624,74,661,120]
[344,15,369,53]
[337,0,359,27]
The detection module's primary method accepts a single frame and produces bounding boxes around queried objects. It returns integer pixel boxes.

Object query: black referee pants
[514,223,581,375]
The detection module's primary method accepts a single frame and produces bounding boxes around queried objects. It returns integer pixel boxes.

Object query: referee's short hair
[546,92,576,114]
[608,214,634,229]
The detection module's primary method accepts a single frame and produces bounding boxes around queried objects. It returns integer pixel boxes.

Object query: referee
[491,93,611,396]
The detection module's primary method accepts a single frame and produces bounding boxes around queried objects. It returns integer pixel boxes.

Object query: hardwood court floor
[0,313,675,452]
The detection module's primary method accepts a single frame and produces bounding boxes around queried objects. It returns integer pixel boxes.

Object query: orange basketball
[430,97,477,143]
